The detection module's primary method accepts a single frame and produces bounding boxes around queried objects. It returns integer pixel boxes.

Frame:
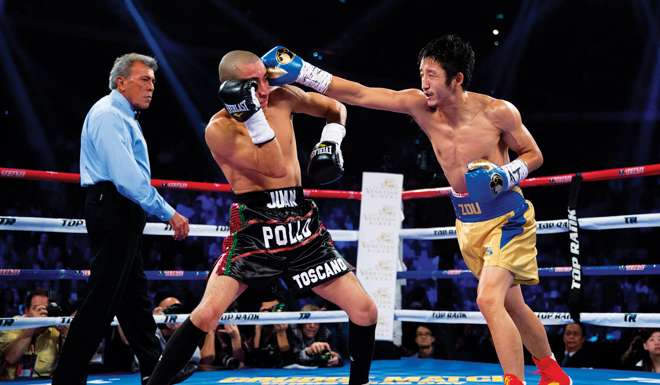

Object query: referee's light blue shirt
[80,90,175,221]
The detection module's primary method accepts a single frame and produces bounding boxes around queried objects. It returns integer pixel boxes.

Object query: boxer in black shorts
[146,51,377,385]
[216,186,353,290]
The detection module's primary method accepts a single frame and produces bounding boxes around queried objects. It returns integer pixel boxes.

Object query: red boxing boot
[504,373,525,385]
[532,355,572,385]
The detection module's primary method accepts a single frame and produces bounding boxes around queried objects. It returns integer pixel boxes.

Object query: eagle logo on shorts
[276,47,295,64]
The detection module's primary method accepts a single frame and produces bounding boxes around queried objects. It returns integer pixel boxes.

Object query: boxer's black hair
[418,34,475,90]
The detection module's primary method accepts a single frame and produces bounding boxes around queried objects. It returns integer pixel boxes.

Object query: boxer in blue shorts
[262,35,571,385]
[146,51,377,385]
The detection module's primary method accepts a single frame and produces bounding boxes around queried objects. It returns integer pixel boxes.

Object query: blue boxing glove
[261,46,333,93]
[465,159,529,202]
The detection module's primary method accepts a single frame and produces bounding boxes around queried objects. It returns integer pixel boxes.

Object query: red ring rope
[1,163,658,201]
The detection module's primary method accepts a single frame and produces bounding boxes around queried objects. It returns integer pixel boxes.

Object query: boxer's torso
[411,92,511,194]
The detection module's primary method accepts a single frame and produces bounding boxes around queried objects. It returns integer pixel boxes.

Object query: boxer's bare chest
[415,108,506,191]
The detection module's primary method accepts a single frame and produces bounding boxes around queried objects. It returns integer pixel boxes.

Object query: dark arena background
[0,1,659,384]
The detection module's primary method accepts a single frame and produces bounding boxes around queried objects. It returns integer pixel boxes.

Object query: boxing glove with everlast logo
[218,79,275,144]
[261,46,332,94]
[307,123,346,185]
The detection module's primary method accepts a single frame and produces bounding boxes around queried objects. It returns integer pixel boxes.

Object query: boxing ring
[1,164,660,385]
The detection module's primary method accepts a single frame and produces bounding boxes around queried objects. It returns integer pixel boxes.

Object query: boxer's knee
[348,296,378,326]
[477,291,504,316]
[190,304,220,332]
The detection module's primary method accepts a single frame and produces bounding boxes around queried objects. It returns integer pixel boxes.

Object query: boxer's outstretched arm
[205,115,286,178]
[262,46,424,115]
[281,85,347,125]
[490,100,543,172]
[326,76,424,115]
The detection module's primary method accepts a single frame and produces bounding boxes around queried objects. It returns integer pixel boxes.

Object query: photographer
[208,322,244,370]
[290,304,343,368]
[246,299,294,368]
[0,288,66,379]
[621,329,660,372]
[151,297,202,381]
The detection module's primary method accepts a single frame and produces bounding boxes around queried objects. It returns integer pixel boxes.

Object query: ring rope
[0,216,358,241]
[397,264,660,280]
[400,213,660,240]
[2,213,658,240]
[1,264,657,281]
[2,310,658,331]
[2,163,659,200]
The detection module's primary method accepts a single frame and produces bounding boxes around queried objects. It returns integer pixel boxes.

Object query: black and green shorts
[213,186,354,290]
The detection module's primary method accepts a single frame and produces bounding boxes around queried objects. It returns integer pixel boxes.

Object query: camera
[159,303,184,331]
[218,353,240,369]
[162,303,184,315]
[47,302,64,317]
[315,349,333,367]
[270,303,286,312]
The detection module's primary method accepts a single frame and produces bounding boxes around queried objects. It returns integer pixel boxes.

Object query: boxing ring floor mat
[4,359,659,385]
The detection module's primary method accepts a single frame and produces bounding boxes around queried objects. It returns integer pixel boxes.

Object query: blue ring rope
[0,265,657,281]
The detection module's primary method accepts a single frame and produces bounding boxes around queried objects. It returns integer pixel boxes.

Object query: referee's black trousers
[53,182,162,385]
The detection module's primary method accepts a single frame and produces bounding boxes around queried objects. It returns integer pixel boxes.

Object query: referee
[52,53,189,385]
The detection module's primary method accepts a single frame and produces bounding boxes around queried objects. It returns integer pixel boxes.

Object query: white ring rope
[1,213,658,241]
[0,216,358,242]
[402,213,660,239]
[2,310,658,331]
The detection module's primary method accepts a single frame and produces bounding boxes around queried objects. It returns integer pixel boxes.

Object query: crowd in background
[1,177,659,379]
[1,283,659,380]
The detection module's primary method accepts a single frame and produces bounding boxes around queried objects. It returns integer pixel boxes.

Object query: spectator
[414,324,447,359]
[172,298,245,371]
[208,322,244,370]
[0,288,66,379]
[290,304,343,367]
[554,323,594,368]
[152,297,202,381]
[245,300,293,368]
[621,329,660,372]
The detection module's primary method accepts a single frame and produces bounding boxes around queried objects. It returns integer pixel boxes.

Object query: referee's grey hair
[108,53,158,91]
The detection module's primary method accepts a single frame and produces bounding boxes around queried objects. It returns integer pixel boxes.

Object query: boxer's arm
[282,86,347,185]
[204,116,286,178]
[262,46,423,115]
[283,86,347,125]
[326,76,423,115]
[491,100,543,173]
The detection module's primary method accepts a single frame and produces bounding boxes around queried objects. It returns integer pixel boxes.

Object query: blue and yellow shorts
[450,187,538,285]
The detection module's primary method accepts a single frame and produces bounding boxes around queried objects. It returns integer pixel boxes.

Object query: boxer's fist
[261,46,304,86]
[465,159,529,202]
[465,160,509,202]
[217,79,261,122]
[262,45,333,93]
[308,141,344,185]
[218,79,275,144]
[307,123,346,185]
